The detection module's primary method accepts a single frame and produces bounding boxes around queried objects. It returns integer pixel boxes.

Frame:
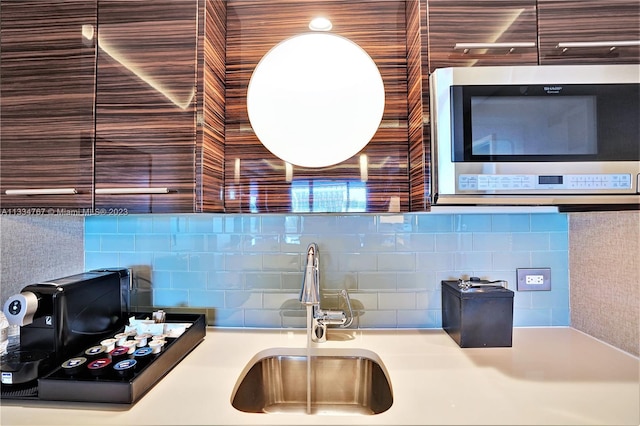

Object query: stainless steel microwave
[430,64,640,208]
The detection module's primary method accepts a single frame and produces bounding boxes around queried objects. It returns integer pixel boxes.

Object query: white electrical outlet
[517,268,551,291]
[525,274,545,285]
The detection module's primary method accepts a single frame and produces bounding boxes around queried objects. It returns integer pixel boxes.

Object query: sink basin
[231,347,393,415]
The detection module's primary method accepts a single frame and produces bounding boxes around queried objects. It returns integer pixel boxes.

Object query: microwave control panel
[458,174,632,191]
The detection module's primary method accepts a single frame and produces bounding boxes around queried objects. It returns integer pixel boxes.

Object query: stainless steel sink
[231,347,393,415]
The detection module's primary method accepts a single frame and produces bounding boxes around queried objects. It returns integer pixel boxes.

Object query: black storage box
[441,280,514,348]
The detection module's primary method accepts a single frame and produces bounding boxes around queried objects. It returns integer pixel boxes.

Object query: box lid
[442,280,514,299]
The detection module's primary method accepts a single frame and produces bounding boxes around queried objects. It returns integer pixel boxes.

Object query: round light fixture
[247,33,385,168]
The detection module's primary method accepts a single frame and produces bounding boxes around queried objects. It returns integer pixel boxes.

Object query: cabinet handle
[5,188,78,196]
[556,40,640,52]
[95,188,170,195]
[454,42,536,53]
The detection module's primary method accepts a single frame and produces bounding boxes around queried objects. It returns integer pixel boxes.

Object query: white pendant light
[247,33,385,168]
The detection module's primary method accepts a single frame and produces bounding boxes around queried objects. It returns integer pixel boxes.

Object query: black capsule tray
[37,313,205,405]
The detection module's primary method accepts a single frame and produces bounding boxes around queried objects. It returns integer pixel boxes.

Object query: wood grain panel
[420,0,432,208]
[94,0,199,213]
[538,0,640,65]
[225,0,409,213]
[426,0,538,72]
[196,0,226,212]
[406,0,428,211]
[0,0,96,209]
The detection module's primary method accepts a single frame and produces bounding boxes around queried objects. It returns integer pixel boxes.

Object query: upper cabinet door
[538,0,640,64]
[0,0,96,210]
[94,0,199,213]
[426,0,538,73]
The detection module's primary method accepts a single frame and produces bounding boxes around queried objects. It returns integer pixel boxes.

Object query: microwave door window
[472,134,514,155]
[470,96,598,157]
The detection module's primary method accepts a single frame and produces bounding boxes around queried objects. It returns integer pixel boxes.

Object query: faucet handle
[318,289,354,328]
[339,289,354,328]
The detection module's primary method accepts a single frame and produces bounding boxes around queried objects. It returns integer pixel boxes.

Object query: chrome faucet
[299,242,354,342]
[300,243,320,306]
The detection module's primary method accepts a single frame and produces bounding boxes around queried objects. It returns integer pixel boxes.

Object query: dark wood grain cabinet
[426,0,639,72]
[94,0,225,213]
[426,0,539,73]
[3,1,637,215]
[0,0,97,210]
[1,0,225,214]
[416,0,639,208]
[538,0,640,64]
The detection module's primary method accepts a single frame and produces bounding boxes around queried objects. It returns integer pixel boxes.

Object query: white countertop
[1,327,638,425]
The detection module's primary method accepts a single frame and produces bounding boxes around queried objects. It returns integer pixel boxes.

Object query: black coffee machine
[1,269,129,386]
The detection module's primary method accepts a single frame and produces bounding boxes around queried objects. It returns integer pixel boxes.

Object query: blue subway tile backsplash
[85,213,570,328]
